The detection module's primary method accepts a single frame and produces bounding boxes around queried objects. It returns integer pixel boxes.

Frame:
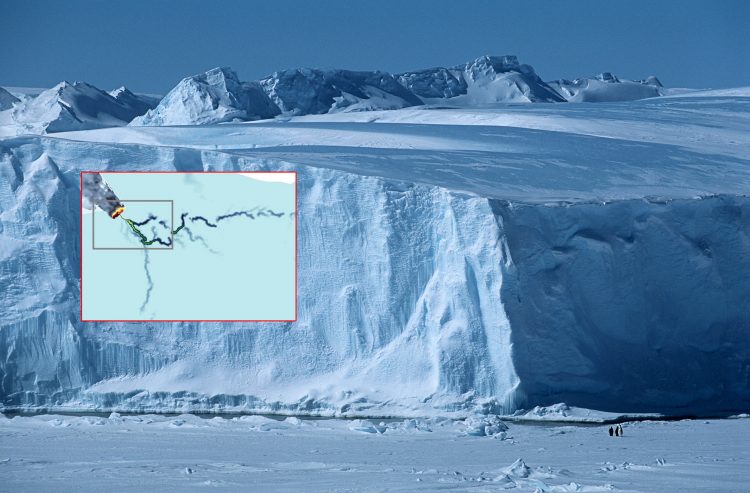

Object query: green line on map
[122,217,179,246]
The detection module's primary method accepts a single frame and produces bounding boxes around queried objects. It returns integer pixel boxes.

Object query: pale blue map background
[82,173,295,321]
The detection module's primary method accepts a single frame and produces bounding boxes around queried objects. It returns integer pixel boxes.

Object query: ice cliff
[494,196,749,413]
[0,139,518,415]
[1,88,749,417]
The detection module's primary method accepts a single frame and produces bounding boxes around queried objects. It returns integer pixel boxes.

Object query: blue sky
[2,0,748,93]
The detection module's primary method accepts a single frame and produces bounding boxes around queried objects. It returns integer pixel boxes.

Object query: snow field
[1,413,748,492]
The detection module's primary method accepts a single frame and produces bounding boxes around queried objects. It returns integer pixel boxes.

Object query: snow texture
[1,413,748,492]
[0,89,749,418]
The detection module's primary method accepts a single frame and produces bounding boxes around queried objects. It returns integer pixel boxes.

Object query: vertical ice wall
[1,136,748,416]
[493,198,750,415]
[0,137,519,415]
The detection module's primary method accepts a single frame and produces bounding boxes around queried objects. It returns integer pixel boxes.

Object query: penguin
[608,426,614,436]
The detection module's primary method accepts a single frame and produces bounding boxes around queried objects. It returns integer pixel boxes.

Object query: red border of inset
[80,171,298,323]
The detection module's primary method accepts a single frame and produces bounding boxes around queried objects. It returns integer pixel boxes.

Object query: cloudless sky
[2,0,748,94]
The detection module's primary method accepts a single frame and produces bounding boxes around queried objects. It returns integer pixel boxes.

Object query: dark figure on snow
[608,426,614,436]
[615,426,619,437]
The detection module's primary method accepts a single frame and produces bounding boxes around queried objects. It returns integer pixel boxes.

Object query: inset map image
[81,171,296,321]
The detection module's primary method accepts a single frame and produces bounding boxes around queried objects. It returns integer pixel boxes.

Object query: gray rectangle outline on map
[92,199,174,250]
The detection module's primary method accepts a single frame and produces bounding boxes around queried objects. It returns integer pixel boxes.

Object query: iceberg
[132,67,279,126]
[399,55,565,103]
[2,57,674,137]
[549,72,663,102]
[2,81,156,135]
[260,68,423,115]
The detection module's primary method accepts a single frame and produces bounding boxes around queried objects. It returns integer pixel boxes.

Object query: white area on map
[239,172,295,184]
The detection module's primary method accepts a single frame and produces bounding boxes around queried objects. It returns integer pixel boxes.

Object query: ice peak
[133,66,279,125]
[202,66,241,83]
[110,86,134,97]
[458,55,531,75]
[49,81,104,97]
[51,81,72,93]
[640,75,663,87]
[0,86,20,110]
[476,55,520,70]
[456,55,546,88]
[259,67,422,115]
[172,67,243,93]
[595,72,621,83]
